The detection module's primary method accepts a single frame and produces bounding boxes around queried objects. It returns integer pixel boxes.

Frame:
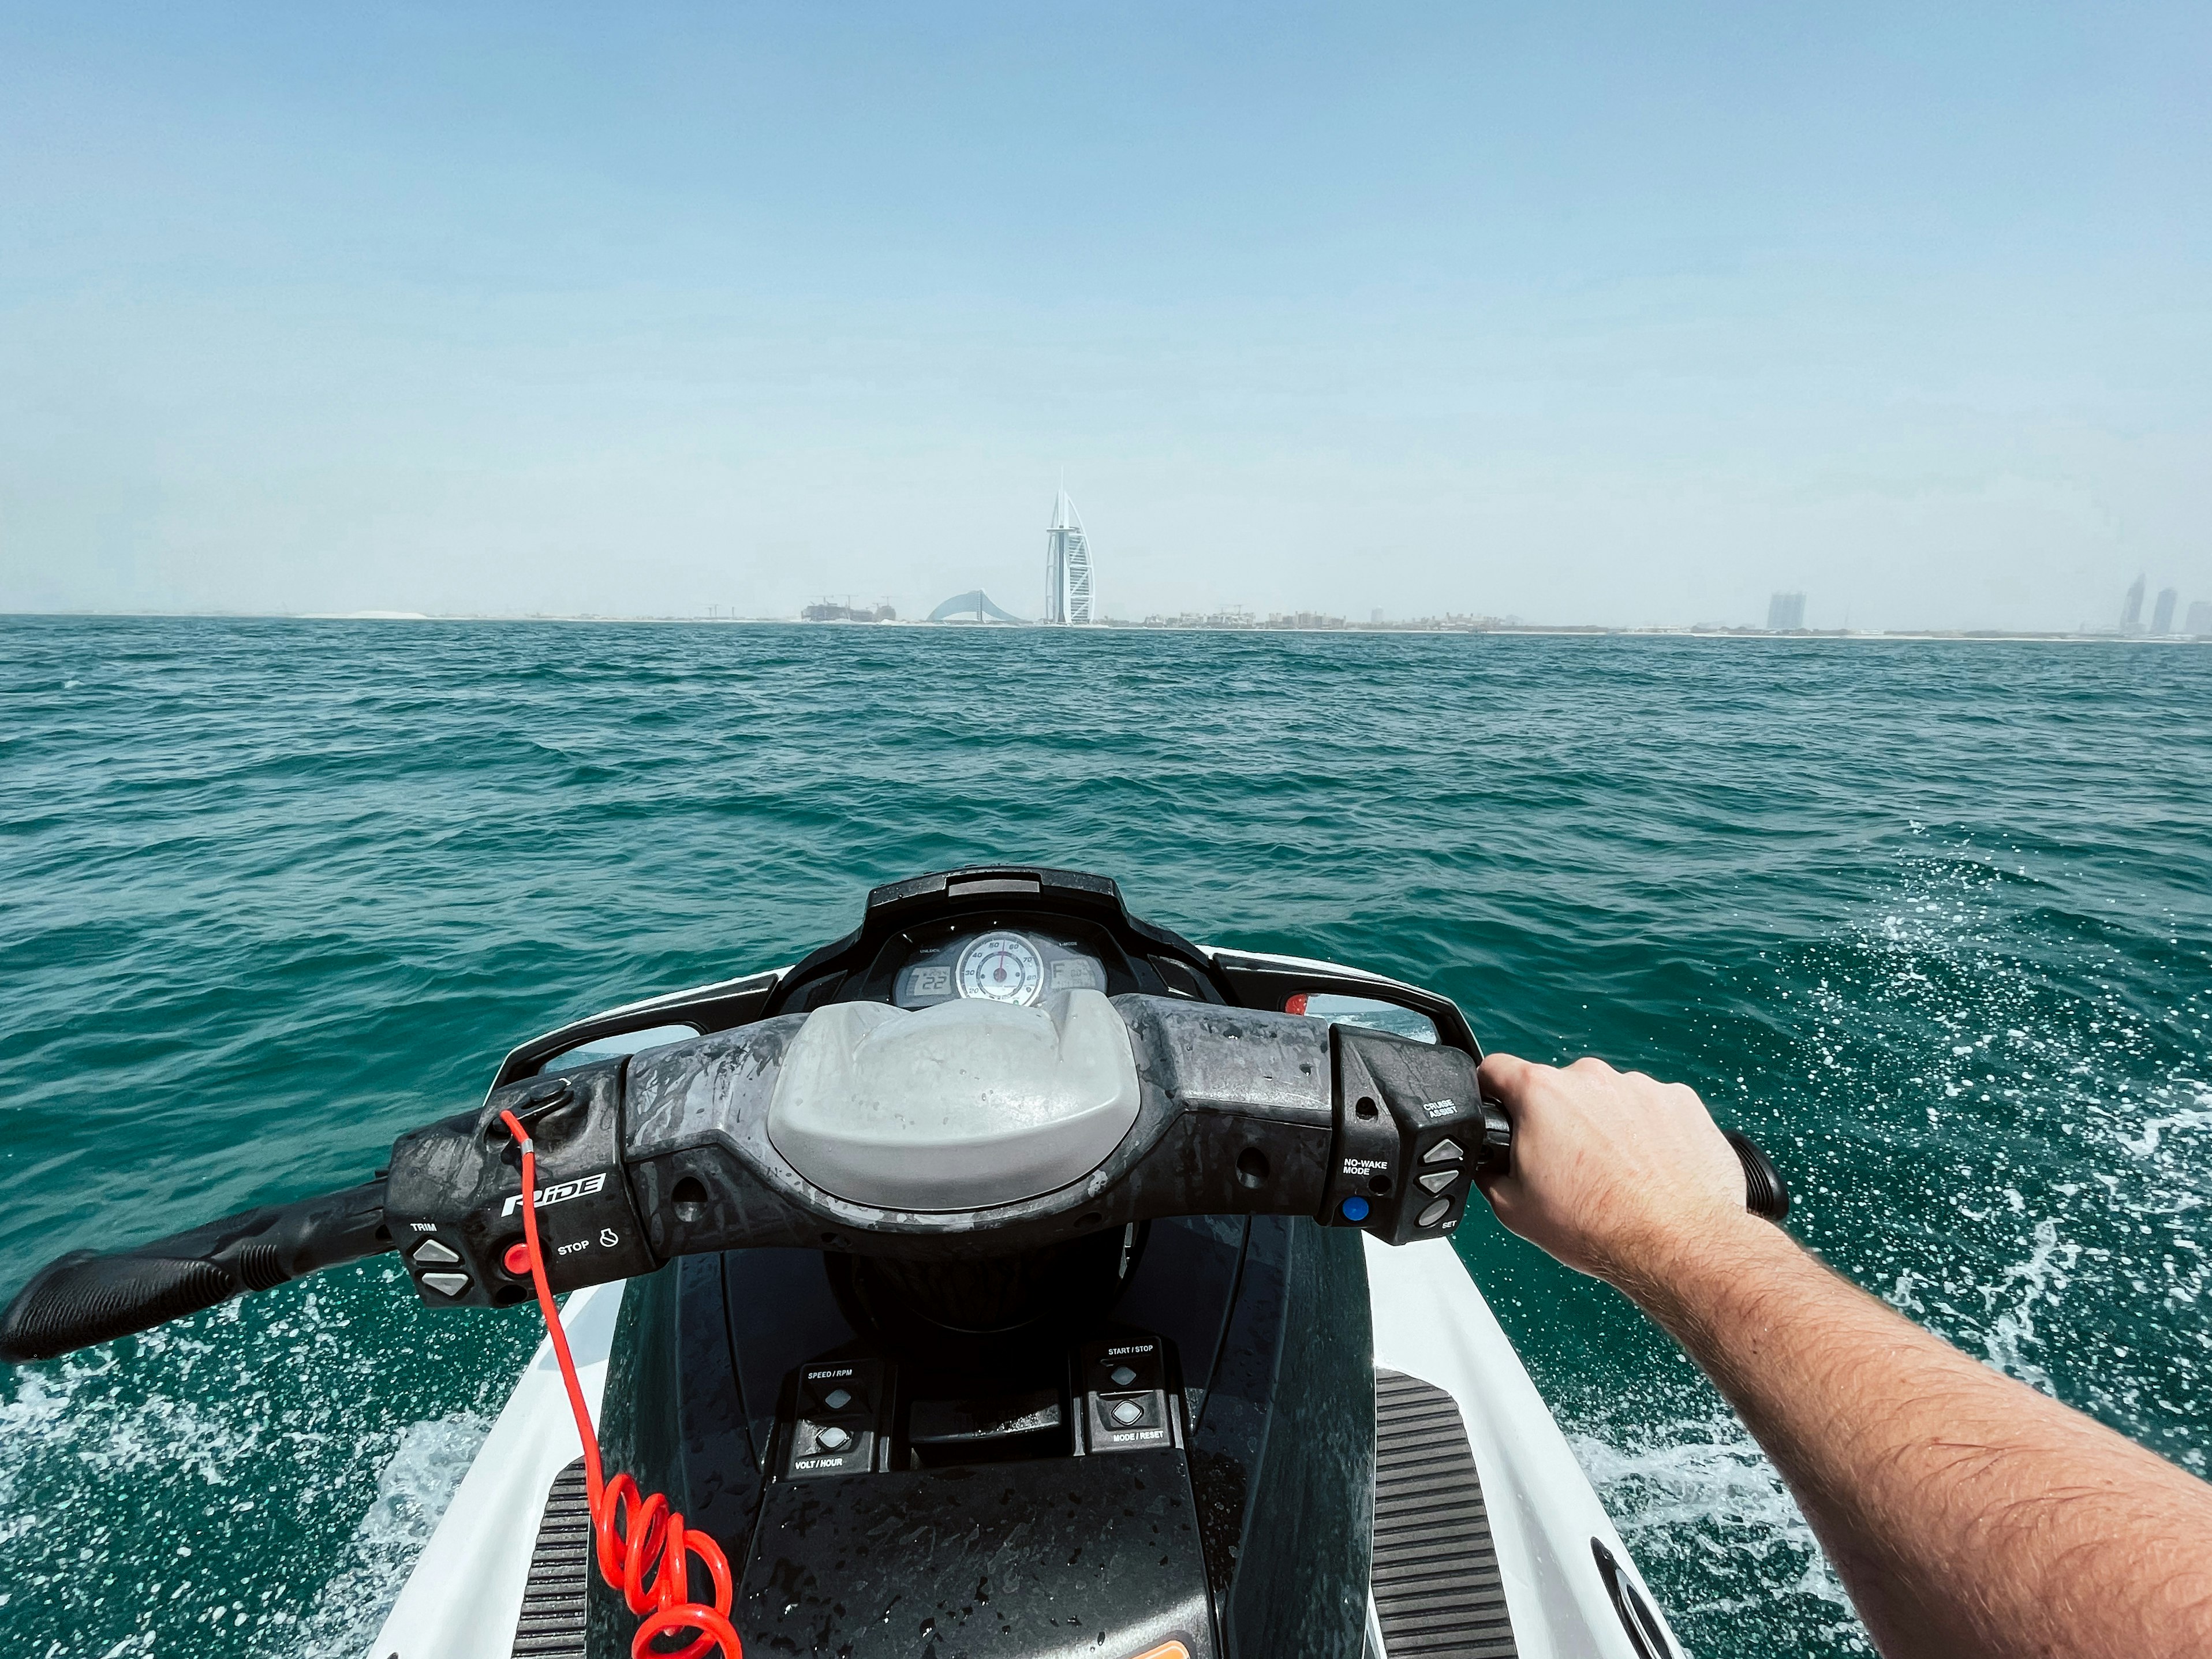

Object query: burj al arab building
[1044,491,1095,625]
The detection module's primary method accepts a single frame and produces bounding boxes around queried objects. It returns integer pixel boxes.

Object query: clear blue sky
[2,2,2206,628]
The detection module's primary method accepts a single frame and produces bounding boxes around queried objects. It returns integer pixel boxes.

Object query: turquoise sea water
[2,615,2208,1657]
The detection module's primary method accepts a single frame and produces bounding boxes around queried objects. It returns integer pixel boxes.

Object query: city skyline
[257,561,2212,639]
[23,529,2209,637]
[32,557,2212,638]
[764,558,2212,638]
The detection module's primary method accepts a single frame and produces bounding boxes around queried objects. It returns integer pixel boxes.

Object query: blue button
[1340,1196,1371,1223]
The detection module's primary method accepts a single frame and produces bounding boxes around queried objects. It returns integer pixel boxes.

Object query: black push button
[1086,1339,1163,1392]
[1086,1391,1170,1450]
[805,1366,872,1414]
[790,1419,874,1477]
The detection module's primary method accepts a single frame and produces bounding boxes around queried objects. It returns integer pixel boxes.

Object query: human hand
[1474,1053,1760,1289]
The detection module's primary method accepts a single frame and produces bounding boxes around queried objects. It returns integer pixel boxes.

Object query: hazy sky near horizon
[3,3,2207,630]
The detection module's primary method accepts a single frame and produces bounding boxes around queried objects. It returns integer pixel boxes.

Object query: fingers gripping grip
[1322,1028,1791,1238]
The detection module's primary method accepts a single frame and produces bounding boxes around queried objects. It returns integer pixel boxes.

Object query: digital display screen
[1049,956,1103,991]
[907,965,952,997]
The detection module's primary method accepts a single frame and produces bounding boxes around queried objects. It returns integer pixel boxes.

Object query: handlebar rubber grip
[0,1179,390,1365]
[1727,1131,1790,1223]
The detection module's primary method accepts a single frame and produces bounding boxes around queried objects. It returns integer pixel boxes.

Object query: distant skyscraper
[2187,600,2212,637]
[1766,592,1806,630]
[1044,491,1094,625]
[2121,574,2146,631]
[2150,587,2178,634]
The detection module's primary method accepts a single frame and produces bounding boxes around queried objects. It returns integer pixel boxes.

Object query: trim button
[412,1238,461,1265]
[420,1271,470,1296]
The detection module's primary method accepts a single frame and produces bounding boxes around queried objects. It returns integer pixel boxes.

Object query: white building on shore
[1045,491,1095,625]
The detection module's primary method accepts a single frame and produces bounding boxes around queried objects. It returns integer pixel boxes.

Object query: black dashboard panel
[764,864,1236,1015]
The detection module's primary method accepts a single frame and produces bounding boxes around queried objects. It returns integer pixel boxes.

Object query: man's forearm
[1620,1219,2212,1659]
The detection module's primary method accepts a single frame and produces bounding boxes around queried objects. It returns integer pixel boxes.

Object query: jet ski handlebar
[361,995,1519,1313]
[0,993,1788,1363]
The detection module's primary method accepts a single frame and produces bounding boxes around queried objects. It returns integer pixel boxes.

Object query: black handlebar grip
[1727,1131,1791,1223]
[0,1179,391,1365]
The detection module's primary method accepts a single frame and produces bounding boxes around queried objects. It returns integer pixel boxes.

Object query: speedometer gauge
[955,932,1047,1005]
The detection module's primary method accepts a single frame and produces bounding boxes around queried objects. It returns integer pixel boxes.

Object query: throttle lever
[1726,1131,1791,1222]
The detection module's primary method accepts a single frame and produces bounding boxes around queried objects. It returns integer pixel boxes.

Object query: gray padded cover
[765,989,1142,1211]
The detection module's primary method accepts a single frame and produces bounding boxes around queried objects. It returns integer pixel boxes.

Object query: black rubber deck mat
[511,1458,591,1659]
[1371,1368,1519,1658]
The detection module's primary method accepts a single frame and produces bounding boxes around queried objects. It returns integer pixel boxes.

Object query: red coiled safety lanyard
[500,1108,743,1659]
